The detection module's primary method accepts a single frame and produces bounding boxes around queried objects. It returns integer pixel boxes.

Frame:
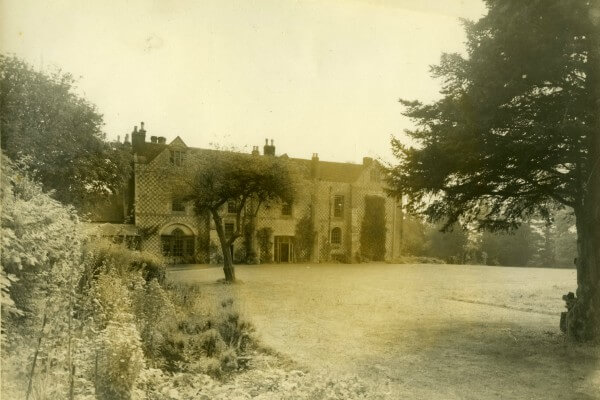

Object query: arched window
[161,227,194,259]
[331,227,342,245]
[172,229,184,256]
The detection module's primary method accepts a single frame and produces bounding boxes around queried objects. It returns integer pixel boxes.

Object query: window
[172,229,184,256]
[170,150,184,166]
[227,200,237,214]
[161,229,195,258]
[224,222,235,238]
[281,201,292,216]
[331,227,342,245]
[370,167,381,182]
[333,195,344,217]
[172,198,185,212]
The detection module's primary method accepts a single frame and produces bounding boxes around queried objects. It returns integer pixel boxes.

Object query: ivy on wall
[294,212,315,262]
[256,227,273,263]
[360,196,387,261]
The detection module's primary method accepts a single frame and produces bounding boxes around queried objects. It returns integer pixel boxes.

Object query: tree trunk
[566,17,600,341]
[569,207,600,341]
[211,209,236,282]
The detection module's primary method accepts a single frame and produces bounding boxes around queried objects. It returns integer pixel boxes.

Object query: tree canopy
[181,150,298,282]
[386,0,600,340]
[0,54,130,210]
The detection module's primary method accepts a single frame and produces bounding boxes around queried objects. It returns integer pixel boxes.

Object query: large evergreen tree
[387,1,600,340]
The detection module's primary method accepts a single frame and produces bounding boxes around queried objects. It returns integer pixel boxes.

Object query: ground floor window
[331,227,342,245]
[161,228,195,257]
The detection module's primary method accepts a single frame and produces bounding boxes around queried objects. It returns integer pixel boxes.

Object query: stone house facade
[100,123,402,264]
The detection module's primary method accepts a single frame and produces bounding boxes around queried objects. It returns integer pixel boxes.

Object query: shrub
[96,320,145,400]
[84,239,166,284]
[256,227,273,263]
[217,299,254,352]
[387,256,446,264]
[131,279,177,364]
[209,240,224,264]
[1,156,89,398]
[200,328,226,357]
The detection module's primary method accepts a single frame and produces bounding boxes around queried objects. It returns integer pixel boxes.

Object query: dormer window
[170,150,183,166]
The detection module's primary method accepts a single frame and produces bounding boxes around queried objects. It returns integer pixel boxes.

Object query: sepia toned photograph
[1,0,599,399]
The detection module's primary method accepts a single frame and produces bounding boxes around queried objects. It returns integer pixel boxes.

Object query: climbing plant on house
[294,211,315,262]
[360,196,387,261]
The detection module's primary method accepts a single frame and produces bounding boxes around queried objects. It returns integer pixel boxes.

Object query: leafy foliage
[1,156,90,398]
[479,224,541,266]
[294,212,315,262]
[0,54,131,209]
[256,227,274,264]
[96,320,145,400]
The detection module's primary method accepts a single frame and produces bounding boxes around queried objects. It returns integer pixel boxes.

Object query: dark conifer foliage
[387,0,600,340]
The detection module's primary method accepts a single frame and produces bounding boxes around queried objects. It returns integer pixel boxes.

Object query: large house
[89,122,403,264]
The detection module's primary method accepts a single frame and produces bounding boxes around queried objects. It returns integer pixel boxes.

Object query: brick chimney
[251,146,259,156]
[311,153,320,179]
[131,121,147,152]
[263,138,275,156]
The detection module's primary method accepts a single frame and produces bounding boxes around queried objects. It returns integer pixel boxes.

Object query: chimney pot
[124,133,130,143]
[140,121,145,132]
[270,139,274,146]
[157,136,166,144]
[134,126,138,133]
[150,136,158,143]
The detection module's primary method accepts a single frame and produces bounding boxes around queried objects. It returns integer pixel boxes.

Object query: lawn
[168,263,600,400]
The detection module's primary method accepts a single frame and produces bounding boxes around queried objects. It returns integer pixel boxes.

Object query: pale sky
[1,0,486,163]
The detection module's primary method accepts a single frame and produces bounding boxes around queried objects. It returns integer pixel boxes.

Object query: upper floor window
[370,167,381,182]
[331,227,342,245]
[172,198,185,212]
[227,200,237,214]
[224,222,235,239]
[333,195,344,217]
[170,150,184,166]
[281,201,292,216]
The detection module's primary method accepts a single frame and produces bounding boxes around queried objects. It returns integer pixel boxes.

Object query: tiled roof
[291,158,365,183]
[136,142,168,163]
[136,141,366,184]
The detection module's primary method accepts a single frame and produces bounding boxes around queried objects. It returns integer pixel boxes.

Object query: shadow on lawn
[362,321,599,400]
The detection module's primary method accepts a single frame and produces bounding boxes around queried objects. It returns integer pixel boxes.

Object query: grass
[168,263,600,400]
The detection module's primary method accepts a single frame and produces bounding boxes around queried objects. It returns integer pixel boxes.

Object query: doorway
[274,236,294,263]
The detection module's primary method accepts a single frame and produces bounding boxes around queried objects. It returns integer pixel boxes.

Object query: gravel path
[169,263,599,399]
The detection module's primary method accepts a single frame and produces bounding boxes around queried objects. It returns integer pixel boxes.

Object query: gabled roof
[169,136,187,147]
[136,142,168,163]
